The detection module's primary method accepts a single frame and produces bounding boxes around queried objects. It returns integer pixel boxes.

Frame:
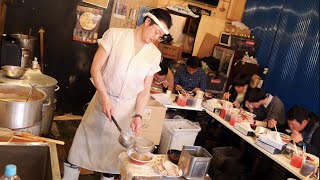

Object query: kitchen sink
[0,142,61,180]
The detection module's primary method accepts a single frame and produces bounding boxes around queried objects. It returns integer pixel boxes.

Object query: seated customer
[287,106,320,157]
[174,56,206,92]
[245,88,285,129]
[222,73,251,108]
[151,62,174,91]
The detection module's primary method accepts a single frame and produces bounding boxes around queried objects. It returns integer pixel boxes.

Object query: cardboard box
[225,23,251,36]
[140,99,167,145]
[140,131,161,145]
[158,43,183,60]
[259,133,287,151]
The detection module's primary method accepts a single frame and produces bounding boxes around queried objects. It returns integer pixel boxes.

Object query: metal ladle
[26,83,35,102]
[111,116,135,149]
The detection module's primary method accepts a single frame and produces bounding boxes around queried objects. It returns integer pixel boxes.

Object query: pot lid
[0,69,57,87]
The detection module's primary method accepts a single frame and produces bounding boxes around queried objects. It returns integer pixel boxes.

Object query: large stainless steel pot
[0,69,58,136]
[9,34,37,61]
[0,84,46,129]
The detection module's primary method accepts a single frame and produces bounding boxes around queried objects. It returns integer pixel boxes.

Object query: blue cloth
[174,67,206,92]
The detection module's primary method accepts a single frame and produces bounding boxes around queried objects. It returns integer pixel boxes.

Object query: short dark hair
[143,8,173,29]
[287,106,309,123]
[187,56,201,69]
[157,62,169,76]
[233,73,251,86]
[246,88,267,102]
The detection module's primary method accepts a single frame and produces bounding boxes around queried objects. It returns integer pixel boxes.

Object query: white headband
[143,12,169,35]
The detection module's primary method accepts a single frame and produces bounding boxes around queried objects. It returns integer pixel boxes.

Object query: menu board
[73,5,103,43]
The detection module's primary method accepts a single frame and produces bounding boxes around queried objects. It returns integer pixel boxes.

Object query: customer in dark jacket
[222,73,251,108]
[287,106,320,157]
[245,88,286,130]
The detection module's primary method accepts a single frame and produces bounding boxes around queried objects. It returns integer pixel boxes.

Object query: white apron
[68,28,161,173]
[68,93,136,173]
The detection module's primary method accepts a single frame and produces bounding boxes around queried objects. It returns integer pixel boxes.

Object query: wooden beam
[0,2,7,36]
[53,114,83,121]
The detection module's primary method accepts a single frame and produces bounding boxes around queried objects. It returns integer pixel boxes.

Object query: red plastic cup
[177,95,187,106]
[290,155,303,168]
[220,109,226,119]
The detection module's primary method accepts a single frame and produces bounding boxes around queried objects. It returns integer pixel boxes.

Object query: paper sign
[114,0,128,19]
[73,5,103,44]
[142,108,152,120]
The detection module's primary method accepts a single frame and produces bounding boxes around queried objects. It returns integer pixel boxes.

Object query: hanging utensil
[25,83,34,102]
[38,28,45,72]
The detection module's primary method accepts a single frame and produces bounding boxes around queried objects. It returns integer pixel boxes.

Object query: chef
[62,9,172,180]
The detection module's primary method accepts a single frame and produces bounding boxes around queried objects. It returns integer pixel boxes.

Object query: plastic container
[0,164,21,180]
[159,119,201,154]
[300,160,318,176]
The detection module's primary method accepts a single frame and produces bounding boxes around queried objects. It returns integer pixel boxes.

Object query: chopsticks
[14,132,65,145]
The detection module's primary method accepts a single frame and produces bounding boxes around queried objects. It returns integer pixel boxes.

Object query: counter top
[133,176,212,180]
[205,109,319,180]
[151,94,204,111]
[119,152,211,180]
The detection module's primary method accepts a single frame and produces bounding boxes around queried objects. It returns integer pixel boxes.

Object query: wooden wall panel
[109,0,158,29]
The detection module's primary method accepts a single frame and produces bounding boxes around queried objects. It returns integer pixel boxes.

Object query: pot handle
[55,85,60,92]
[43,99,52,107]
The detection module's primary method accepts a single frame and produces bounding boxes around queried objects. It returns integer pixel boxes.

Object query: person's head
[141,8,172,43]
[246,88,267,108]
[186,56,201,75]
[232,73,251,93]
[154,62,169,82]
[287,106,310,132]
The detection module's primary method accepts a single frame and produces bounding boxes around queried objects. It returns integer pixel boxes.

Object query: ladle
[111,116,135,149]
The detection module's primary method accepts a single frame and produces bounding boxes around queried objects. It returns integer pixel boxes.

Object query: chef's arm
[135,75,153,115]
[90,46,109,103]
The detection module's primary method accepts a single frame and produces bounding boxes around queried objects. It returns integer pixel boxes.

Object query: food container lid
[0,69,57,87]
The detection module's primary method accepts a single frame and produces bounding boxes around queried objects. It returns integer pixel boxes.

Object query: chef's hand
[268,119,277,129]
[291,130,303,143]
[222,92,231,100]
[175,85,183,91]
[130,117,142,133]
[102,100,112,121]
[193,88,201,92]
[233,101,241,108]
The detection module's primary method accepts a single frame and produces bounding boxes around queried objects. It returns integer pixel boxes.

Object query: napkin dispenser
[256,140,282,154]
[258,133,287,151]
[234,122,255,136]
